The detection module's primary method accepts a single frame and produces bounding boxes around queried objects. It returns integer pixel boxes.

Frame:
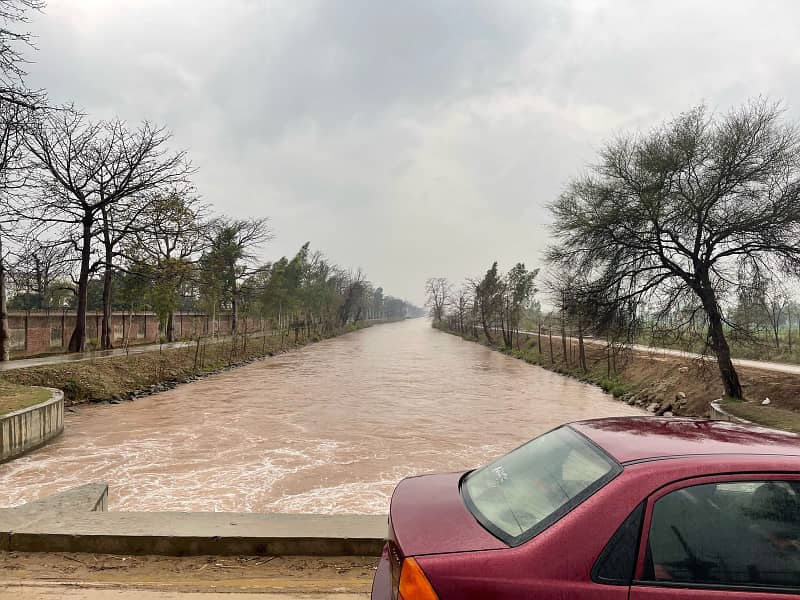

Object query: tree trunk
[537,321,542,354]
[561,315,568,366]
[578,323,587,372]
[68,217,92,352]
[100,257,113,350]
[698,281,743,399]
[499,302,510,348]
[788,307,793,352]
[231,286,238,337]
[0,237,8,362]
[166,311,175,342]
[481,311,494,345]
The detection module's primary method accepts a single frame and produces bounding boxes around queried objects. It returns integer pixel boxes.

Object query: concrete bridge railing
[0,389,64,463]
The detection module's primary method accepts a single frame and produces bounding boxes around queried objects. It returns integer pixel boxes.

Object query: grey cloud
[22,0,800,304]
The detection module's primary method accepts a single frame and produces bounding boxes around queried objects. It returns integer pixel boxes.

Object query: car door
[629,473,800,600]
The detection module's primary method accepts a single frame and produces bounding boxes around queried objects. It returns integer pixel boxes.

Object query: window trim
[634,472,800,594]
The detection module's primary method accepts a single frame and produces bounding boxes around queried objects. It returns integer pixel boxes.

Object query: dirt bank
[437,325,800,433]
[0,325,372,406]
[0,551,376,595]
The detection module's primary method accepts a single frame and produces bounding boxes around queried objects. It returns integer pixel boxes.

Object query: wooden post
[537,320,542,354]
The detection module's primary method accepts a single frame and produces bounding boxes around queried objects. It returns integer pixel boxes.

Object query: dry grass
[2,326,370,405]
[439,324,800,433]
[0,381,51,415]
[720,401,800,434]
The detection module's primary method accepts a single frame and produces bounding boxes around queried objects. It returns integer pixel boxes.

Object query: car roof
[571,416,800,464]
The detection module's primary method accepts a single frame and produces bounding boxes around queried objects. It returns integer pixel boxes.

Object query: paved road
[519,329,800,376]
[0,332,278,372]
[625,341,800,376]
[0,586,366,599]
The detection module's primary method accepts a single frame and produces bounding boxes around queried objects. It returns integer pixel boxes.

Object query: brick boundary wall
[6,311,269,358]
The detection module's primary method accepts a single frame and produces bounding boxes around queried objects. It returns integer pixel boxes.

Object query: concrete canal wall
[709,400,751,424]
[0,389,64,463]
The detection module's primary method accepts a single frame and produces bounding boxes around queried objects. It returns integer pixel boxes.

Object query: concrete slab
[8,511,387,556]
[0,482,108,546]
[8,482,108,518]
[1,484,387,557]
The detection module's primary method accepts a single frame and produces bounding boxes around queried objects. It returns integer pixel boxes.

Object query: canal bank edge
[0,484,386,557]
[0,388,64,464]
[433,324,800,433]
[1,321,387,407]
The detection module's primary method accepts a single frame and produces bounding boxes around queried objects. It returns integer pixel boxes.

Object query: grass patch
[598,377,629,398]
[720,400,800,434]
[0,381,52,415]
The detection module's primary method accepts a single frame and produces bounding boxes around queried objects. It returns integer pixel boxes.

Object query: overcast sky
[24,0,800,304]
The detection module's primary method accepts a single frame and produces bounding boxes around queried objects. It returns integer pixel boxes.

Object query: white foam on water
[0,319,646,512]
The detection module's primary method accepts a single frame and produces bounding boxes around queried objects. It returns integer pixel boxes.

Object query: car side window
[643,481,800,590]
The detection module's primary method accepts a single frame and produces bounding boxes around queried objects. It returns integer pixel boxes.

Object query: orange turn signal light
[399,557,439,600]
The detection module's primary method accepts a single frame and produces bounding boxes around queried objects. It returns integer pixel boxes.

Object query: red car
[372,417,800,600]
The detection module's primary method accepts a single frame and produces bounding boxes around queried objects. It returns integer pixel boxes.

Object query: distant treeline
[425,261,539,348]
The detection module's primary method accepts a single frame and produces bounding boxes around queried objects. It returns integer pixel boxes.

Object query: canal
[0,319,644,513]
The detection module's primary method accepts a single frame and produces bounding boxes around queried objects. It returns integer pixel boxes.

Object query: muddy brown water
[0,319,644,513]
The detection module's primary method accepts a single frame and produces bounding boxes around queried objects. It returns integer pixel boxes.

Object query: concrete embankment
[0,389,64,464]
[0,484,386,557]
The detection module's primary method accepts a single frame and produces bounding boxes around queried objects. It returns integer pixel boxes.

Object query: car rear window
[462,426,621,545]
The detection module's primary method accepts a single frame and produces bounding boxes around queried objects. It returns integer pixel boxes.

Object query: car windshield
[462,426,620,544]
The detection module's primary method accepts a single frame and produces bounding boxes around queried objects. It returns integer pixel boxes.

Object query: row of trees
[0,0,420,359]
[427,100,800,401]
[425,261,539,348]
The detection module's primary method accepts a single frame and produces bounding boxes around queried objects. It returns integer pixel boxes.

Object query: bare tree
[424,277,450,323]
[548,99,800,399]
[0,100,28,360]
[452,284,471,335]
[8,237,70,307]
[337,268,367,326]
[0,0,45,108]
[23,108,193,351]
